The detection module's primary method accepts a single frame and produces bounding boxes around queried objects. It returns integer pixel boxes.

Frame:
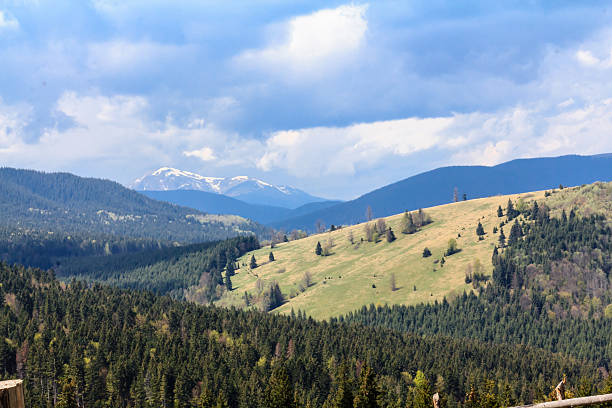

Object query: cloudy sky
[1,1,612,199]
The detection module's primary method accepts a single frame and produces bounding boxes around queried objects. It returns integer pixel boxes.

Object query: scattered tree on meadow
[401,211,417,234]
[497,205,504,217]
[315,241,322,256]
[315,219,326,234]
[364,223,375,242]
[445,239,459,256]
[375,219,387,235]
[250,254,257,269]
[476,221,485,237]
[390,273,397,291]
[269,251,275,262]
[507,199,518,220]
[498,227,506,247]
[224,272,232,291]
[422,247,432,257]
[386,227,396,243]
[301,271,312,291]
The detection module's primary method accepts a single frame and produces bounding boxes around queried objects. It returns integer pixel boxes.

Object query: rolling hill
[272,154,612,232]
[215,190,544,318]
[0,168,271,268]
[140,189,341,225]
[217,181,612,319]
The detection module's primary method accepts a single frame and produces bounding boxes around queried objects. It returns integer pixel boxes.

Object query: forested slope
[0,262,607,407]
[0,168,271,269]
[346,183,612,370]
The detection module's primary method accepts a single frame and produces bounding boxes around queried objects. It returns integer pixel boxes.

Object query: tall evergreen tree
[497,205,504,217]
[315,241,322,256]
[353,365,379,408]
[476,222,485,237]
[250,255,257,269]
[498,227,506,247]
[264,366,296,408]
[269,252,275,262]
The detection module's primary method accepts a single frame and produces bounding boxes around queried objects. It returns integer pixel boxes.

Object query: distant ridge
[271,154,612,232]
[131,167,326,208]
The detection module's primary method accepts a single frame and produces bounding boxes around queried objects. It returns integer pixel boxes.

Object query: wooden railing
[0,380,25,408]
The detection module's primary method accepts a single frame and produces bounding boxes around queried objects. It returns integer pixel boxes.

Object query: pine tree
[507,199,516,220]
[334,365,354,408]
[269,252,275,262]
[250,255,257,269]
[422,247,432,258]
[498,227,506,247]
[476,222,485,237]
[353,365,379,408]
[497,205,503,217]
[226,261,235,277]
[385,228,396,243]
[57,377,78,408]
[264,366,296,408]
[531,201,539,220]
[401,211,416,234]
[224,273,232,291]
[315,241,322,256]
[508,219,523,246]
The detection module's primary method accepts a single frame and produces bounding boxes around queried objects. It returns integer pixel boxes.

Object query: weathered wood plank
[509,393,612,408]
[0,380,25,408]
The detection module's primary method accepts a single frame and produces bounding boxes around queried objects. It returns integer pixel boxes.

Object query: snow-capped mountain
[130,167,326,209]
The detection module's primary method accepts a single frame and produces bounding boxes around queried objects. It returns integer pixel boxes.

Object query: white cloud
[183,146,216,161]
[0,10,19,30]
[87,40,191,74]
[236,4,368,76]
[576,50,600,66]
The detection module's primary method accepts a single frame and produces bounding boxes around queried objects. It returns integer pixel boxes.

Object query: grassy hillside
[217,190,547,318]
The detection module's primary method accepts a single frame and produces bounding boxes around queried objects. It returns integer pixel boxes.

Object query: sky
[1,0,612,200]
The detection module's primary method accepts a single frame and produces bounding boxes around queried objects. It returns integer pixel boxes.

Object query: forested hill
[0,261,607,407]
[0,167,270,241]
[272,154,612,232]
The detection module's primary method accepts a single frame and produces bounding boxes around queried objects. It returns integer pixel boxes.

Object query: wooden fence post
[432,392,440,408]
[555,378,566,401]
[0,380,25,408]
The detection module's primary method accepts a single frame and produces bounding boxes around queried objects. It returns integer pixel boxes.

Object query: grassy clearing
[216,190,547,319]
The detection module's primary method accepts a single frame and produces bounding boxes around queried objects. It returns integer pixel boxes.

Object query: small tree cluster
[445,239,459,256]
[422,247,432,257]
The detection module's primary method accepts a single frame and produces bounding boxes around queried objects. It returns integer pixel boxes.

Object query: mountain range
[131,167,326,208]
[269,154,612,232]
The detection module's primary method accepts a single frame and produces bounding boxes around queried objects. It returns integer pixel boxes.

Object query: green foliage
[316,241,323,256]
[264,366,296,408]
[476,222,485,236]
[422,248,432,258]
[353,365,379,408]
[250,254,258,269]
[269,252,275,262]
[386,228,396,243]
[445,239,459,256]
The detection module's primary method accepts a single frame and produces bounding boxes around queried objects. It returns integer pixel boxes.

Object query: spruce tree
[353,365,379,408]
[226,261,235,277]
[386,227,396,243]
[422,247,432,258]
[476,222,485,237]
[224,273,232,291]
[507,199,516,220]
[264,366,296,408]
[334,365,354,408]
[57,377,78,408]
[269,251,275,262]
[497,205,503,217]
[315,241,322,256]
[498,227,506,247]
[250,255,257,269]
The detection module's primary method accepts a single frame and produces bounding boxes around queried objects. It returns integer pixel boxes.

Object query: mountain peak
[130,167,326,208]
